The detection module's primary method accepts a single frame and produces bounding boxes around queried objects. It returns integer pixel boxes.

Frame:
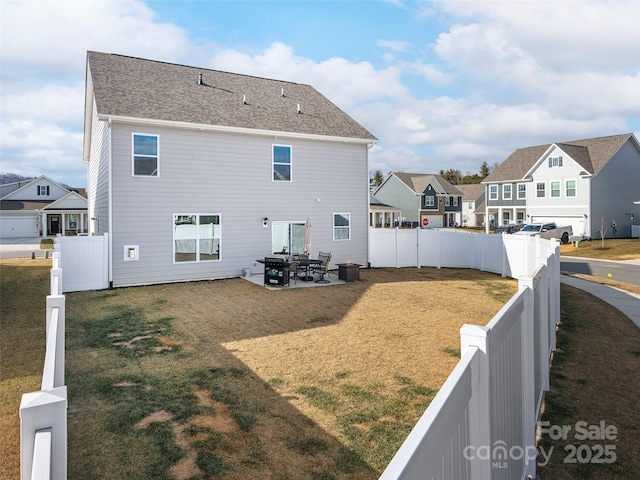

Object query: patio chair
[312,252,332,283]
[290,253,302,283]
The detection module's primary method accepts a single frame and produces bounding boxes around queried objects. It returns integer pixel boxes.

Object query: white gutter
[97,114,378,145]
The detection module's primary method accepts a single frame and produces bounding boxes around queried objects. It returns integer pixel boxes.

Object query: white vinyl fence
[374,228,560,480]
[54,233,109,292]
[19,252,67,480]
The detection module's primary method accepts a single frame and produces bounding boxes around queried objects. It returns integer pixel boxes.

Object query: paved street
[0,237,52,259]
[560,256,640,287]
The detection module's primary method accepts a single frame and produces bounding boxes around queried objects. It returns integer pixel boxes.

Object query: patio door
[272,221,305,255]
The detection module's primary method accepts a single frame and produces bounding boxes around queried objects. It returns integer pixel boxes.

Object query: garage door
[0,215,39,238]
[530,216,585,237]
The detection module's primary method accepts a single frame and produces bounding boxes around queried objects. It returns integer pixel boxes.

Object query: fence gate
[54,234,109,292]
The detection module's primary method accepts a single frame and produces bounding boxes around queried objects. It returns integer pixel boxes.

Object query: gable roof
[85,51,377,145]
[391,172,463,196]
[483,133,633,183]
[456,183,485,202]
[0,175,68,201]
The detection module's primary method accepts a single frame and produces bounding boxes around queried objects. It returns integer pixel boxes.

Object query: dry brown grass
[62,266,515,479]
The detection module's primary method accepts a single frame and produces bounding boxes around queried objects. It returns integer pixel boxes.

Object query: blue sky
[1,0,639,188]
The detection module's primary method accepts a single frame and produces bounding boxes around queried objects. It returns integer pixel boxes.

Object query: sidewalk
[560,274,640,328]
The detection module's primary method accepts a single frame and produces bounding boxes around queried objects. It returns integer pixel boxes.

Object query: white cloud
[207,42,409,109]
[377,39,410,52]
[1,0,191,77]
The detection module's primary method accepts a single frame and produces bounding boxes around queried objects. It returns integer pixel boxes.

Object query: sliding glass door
[272,221,305,255]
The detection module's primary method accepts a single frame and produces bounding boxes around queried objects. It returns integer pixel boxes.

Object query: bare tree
[600,213,608,248]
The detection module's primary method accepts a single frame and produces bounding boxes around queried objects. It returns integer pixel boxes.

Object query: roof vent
[281,87,285,97]
[243,94,248,105]
[198,73,203,86]
[297,104,301,114]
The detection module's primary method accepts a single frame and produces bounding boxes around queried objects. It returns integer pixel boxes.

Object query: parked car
[494,224,523,234]
[513,223,573,243]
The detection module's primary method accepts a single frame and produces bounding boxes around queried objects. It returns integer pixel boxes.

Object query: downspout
[108,117,113,288]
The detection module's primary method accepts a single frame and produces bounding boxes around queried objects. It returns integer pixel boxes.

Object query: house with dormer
[482,133,640,238]
[0,175,88,238]
[83,52,377,287]
[373,173,463,228]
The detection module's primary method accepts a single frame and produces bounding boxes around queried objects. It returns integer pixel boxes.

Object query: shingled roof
[392,172,463,196]
[86,51,377,142]
[483,133,633,183]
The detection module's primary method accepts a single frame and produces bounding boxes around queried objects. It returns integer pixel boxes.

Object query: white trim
[131,133,160,177]
[536,181,545,198]
[100,114,377,145]
[272,144,292,182]
[565,179,577,198]
[550,180,561,198]
[333,212,351,241]
[502,184,512,200]
[489,184,498,200]
[517,183,526,200]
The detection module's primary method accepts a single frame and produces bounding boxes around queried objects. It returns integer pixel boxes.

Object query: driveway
[0,237,52,259]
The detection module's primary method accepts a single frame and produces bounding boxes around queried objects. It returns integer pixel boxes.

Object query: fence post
[460,324,491,480]
[516,277,537,479]
[46,295,66,388]
[50,252,62,296]
[20,386,67,480]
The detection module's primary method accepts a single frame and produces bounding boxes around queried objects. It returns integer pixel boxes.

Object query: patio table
[296,258,322,281]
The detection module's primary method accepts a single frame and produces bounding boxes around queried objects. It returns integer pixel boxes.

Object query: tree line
[371,161,498,187]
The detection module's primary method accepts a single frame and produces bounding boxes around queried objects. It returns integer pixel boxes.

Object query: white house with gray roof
[482,133,640,238]
[83,51,377,287]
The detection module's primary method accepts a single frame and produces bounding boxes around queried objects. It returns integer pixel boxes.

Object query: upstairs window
[517,183,526,199]
[536,182,545,198]
[503,184,512,200]
[445,196,450,206]
[133,134,159,176]
[566,180,576,197]
[333,213,350,240]
[489,185,498,200]
[548,156,563,167]
[273,145,291,181]
[453,196,458,206]
[551,181,561,198]
[424,196,435,207]
[37,185,50,196]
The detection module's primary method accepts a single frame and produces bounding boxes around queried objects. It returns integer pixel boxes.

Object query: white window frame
[272,144,292,182]
[173,214,221,263]
[565,179,577,197]
[551,180,561,198]
[333,213,351,241]
[516,211,525,224]
[38,185,49,196]
[425,196,435,207]
[453,196,458,206]
[445,196,450,206]
[502,211,511,225]
[517,183,526,200]
[132,133,159,177]
[536,182,545,198]
[502,184,512,200]
[548,156,563,167]
[489,185,498,200]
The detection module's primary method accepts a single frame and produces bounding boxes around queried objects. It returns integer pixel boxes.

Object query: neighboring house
[456,184,485,227]
[373,172,463,228]
[0,175,88,238]
[83,52,377,287]
[369,194,402,228]
[482,133,640,238]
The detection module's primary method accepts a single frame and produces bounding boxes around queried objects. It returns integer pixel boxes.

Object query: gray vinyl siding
[374,176,420,222]
[486,182,526,207]
[109,122,369,286]
[88,104,110,236]
[590,138,640,238]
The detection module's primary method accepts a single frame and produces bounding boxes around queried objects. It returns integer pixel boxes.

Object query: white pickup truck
[514,222,573,244]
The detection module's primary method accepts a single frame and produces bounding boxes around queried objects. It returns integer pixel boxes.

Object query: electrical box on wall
[124,245,139,261]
